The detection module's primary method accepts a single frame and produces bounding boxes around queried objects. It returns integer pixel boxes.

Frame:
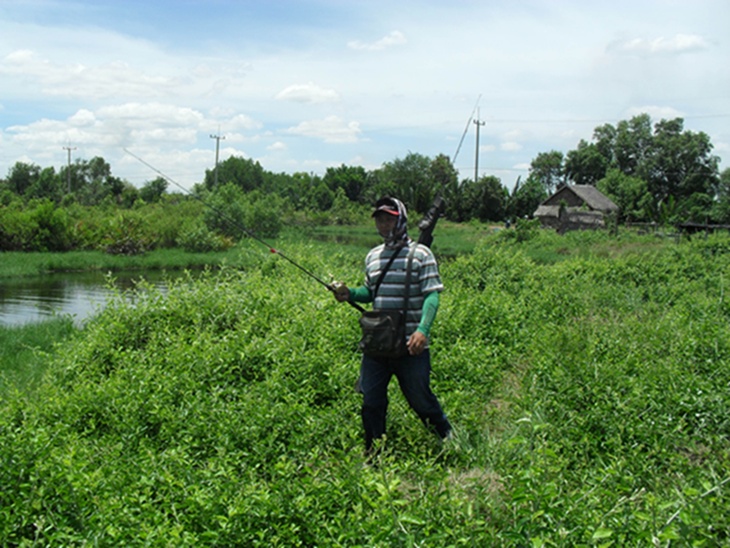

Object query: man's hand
[331,282,350,302]
[407,330,428,356]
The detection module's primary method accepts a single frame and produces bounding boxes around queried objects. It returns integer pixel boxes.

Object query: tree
[646,118,719,205]
[140,177,168,203]
[459,175,508,222]
[613,114,653,177]
[307,182,335,211]
[564,140,608,186]
[7,162,40,196]
[597,169,651,223]
[507,175,547,220]
[529,151,565,194]
[204,156,265,193]
[27,167,63,202]
[711,168,730,223]
[430,154,459,210]
[378,152,435,213]
[556,113,721,223]
[203,183,248,240]
[68,156,123,206]
[323,165,368,203]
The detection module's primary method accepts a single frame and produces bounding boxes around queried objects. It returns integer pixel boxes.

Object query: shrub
[0,233,728,545]
[178,220,234,252]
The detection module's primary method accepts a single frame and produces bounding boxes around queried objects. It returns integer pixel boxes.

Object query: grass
[1,228,727,544]
[0,248,247,279]
[0,317,77,395]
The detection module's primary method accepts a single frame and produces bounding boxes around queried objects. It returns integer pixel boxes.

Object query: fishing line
[123,148,365,311]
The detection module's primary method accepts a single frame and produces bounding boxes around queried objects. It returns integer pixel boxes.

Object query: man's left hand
[407,331,428,356]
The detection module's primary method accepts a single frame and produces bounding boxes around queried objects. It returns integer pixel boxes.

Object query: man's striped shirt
[363,240,444,338]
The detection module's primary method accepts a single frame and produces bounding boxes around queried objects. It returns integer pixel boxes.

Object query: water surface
[0,271,174,327]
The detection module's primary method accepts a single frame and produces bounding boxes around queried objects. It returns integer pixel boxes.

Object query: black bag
[358,245,415,359]
[358,309,407,358]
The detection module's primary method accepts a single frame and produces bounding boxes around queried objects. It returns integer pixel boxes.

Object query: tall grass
[0,230,728,545]
[0,318,77,395]
[0,248,246,279]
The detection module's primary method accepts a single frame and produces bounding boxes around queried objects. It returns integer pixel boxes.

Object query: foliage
[564,140,609,186]
[202,184,284,240]
[507,176,547,221]
[323,164,369,204]
[568,114,720,223]
[203,156,265,193]
[1,231,728,545]
[712,168,730,223]
[177,219,234,252]
[139,177,169,203]
[0,199,74,251]
[100,211,153,255]
[1,111,725,238]
[0,318,77,395]
[453,175,508,222]
[528,150,565,194]
[597,168,651,223]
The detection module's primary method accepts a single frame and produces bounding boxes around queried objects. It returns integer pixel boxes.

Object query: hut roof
[542,185,619,212]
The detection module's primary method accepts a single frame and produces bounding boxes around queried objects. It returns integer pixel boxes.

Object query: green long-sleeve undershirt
[348,286,440,337]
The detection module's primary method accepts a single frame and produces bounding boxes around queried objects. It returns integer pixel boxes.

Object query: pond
[0,271,178,327]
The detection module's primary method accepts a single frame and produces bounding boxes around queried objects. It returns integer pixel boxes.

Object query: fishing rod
[125,150,446,311]
[123,148,366,311]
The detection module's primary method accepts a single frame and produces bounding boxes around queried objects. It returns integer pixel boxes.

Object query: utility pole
[210,132,225,187]
[63,145,76,193]
[473,109,485,183]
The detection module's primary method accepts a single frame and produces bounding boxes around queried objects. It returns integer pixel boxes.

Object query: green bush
[0,233,728,545]
[0,200,75,251]
[178,220,234,252]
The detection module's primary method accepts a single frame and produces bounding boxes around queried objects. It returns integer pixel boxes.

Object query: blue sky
[1,0,728,191]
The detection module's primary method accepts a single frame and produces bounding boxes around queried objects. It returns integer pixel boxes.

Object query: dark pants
[359,349,451,451]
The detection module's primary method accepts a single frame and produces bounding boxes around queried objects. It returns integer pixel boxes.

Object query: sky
[1,0,728,192]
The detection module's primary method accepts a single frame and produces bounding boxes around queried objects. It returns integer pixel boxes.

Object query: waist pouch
[358,309,407,359]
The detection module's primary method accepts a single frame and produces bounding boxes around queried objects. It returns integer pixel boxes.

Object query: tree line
[1,113,728,252]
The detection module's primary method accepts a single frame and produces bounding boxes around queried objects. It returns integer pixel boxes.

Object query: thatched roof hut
[535,185,619,232]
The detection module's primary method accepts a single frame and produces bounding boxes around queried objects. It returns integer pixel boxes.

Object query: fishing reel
[417,196,445,248]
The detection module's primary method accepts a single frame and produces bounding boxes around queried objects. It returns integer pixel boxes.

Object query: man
[333,196,452,453]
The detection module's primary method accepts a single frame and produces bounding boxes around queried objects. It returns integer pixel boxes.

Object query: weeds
[0,231,728,545]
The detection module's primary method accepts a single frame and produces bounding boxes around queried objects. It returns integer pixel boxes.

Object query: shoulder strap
[403,244,417,316]
[372,244,404,298]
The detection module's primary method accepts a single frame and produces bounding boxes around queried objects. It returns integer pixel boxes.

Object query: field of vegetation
[1,227,728,545]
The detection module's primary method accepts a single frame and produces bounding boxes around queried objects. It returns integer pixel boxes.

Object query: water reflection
[0,271,173,327]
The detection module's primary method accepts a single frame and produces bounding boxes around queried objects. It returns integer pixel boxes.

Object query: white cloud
[69,109,97,127]
[1,49,179,100]
[226,114,262,132]
[624,105,684,120]
[276,82,340,104]
[347,31,407,51]
[607,34,709,56]
[0,1,727,183]
[285,116,361,144]
[268,141,287,151]
[501,142,523,152]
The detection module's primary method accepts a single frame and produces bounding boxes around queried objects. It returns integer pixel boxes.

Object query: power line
[452,94,481,164]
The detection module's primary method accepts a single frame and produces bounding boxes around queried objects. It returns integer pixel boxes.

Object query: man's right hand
[331,282,350,302]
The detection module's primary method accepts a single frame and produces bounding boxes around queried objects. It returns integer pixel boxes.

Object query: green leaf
[592,528,613,540]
